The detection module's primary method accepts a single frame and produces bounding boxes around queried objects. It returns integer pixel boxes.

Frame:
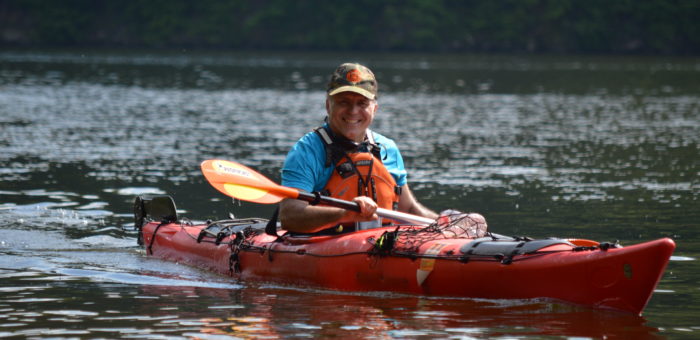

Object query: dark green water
[1,49,698,339]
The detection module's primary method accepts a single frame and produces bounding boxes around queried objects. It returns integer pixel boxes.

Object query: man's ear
[325,97,331,113]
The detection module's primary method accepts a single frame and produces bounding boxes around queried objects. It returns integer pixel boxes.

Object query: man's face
[326,91,378,142]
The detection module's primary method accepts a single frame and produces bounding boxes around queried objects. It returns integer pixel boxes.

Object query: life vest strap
[315,127,336,167]
[313,126,384,167]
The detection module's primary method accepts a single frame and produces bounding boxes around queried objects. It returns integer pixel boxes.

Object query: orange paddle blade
[200,159,435,225]
[200,160,299,204]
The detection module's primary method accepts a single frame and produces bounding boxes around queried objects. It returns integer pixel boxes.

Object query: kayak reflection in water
[279,62,487,236]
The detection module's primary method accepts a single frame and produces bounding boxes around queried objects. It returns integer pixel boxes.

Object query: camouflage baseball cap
[327,63,378,100]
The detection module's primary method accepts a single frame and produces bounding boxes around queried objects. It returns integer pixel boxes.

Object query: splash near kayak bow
[134,161,675,315]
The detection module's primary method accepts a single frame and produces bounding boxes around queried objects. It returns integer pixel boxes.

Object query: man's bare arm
[397,184,438,219]
[279,196,378,233]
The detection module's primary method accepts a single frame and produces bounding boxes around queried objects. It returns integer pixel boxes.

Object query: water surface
[1,49,699,338]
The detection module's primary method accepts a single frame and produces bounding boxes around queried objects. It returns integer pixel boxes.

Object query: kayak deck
[139,217,674,315]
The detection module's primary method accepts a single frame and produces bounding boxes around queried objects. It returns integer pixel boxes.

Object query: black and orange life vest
[314,127,402,212]
[265,127,403,237]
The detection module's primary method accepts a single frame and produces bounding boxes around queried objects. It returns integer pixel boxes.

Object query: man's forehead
[331,92,373,101]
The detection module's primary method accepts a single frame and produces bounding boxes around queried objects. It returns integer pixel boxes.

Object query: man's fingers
[353,196,378,218]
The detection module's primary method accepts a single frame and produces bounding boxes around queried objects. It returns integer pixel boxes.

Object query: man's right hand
[342,196,379,222]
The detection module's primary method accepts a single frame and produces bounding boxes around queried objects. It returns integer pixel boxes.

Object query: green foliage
[1,0,698,54]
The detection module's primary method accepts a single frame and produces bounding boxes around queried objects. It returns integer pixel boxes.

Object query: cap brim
[328,86,375,100]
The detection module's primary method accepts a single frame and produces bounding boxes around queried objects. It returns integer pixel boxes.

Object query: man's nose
[350,103,363,113]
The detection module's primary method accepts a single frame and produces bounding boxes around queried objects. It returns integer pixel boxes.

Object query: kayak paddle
[200,159,436,225]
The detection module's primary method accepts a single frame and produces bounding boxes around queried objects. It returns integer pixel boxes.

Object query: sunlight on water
[1,82,697,208]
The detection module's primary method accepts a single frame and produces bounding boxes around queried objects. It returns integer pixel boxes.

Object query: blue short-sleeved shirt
[282,125,407,193]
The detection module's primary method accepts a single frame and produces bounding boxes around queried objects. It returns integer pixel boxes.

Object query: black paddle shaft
[296,191,360,211]
[294,187,435,225]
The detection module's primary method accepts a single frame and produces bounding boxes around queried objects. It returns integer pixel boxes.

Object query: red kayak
[135,195,675,315]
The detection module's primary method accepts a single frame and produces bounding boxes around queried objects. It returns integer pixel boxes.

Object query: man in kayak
[279,63,439,234]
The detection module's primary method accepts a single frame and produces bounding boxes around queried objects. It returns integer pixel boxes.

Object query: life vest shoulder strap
[314,126,337,167]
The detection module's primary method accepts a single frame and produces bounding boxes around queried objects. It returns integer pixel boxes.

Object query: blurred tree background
[1,0,698,55]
